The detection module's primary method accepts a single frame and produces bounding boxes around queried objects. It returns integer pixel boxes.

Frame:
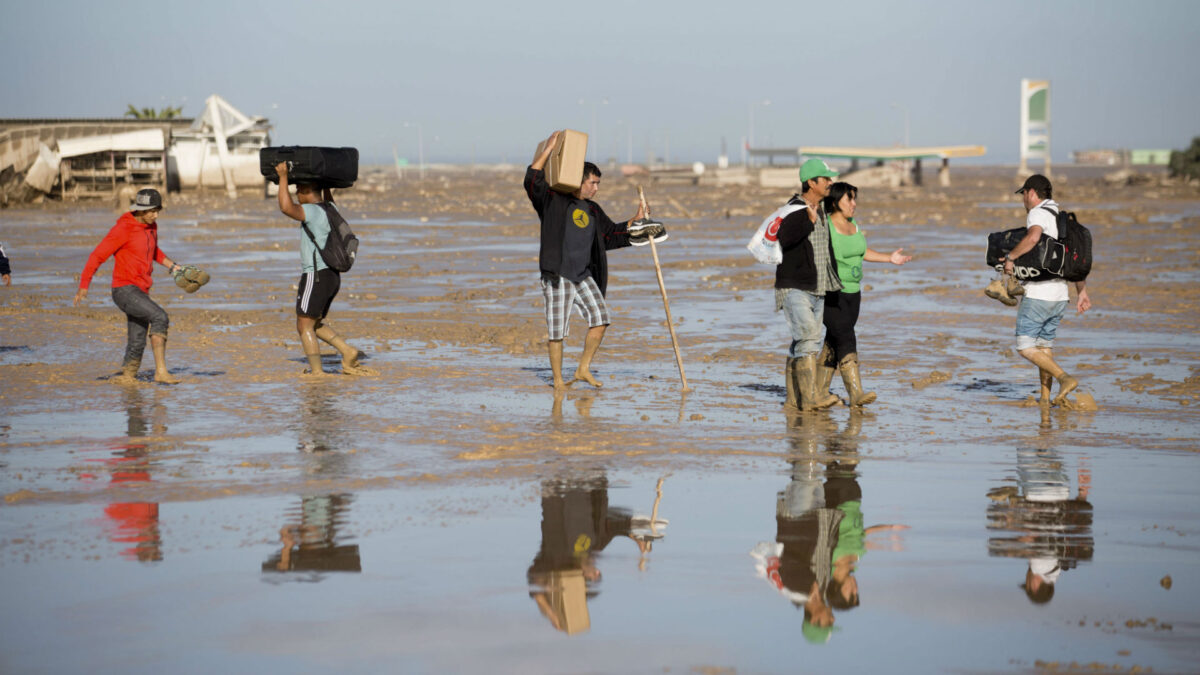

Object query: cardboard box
[535,129,588,193]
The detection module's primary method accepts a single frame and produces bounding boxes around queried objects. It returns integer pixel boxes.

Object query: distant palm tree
[124,104,183,120]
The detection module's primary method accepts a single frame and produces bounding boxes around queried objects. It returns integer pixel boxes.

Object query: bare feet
[571,368,603,388]
[342,348,362,370]
[302,368,331,378]
[551,379,570,391]
[342,364,378,376]
[1052,375,1078,406]
[154,370,181,385]
[111,371,139,385]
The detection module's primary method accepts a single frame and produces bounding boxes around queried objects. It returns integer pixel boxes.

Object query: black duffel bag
[260,146,358,188]
[985,227,1065,282]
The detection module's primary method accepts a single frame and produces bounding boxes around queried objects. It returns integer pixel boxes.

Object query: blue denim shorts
[776,288,824,357]
[1015,297,1068,351]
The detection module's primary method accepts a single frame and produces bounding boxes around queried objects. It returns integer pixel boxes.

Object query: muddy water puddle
[3,444,1199,673]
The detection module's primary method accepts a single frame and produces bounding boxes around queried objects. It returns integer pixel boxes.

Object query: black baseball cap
[1016,174,1052,195]
[130,188,163,211]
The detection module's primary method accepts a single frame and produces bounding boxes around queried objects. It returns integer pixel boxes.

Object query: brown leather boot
[839,353,877,407]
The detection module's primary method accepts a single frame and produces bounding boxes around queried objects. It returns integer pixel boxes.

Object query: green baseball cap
[802,619,840,644]
[799,158,839,183]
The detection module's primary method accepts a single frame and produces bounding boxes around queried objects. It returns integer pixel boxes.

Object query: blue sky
[3,0,1197,164]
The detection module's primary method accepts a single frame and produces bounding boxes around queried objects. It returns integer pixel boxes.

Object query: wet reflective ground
[2,169,1199,673]
[3,432,1198,673]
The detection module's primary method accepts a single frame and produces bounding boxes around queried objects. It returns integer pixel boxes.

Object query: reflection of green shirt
[830,219,866,294]
[832,500,866,563]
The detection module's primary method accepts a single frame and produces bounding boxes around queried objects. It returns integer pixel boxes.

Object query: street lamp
[403,121,424,181]
[747,99,771,166]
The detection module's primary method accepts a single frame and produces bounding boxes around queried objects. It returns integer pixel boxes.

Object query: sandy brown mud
[2,166,1197,487]
[1,166,1198,672]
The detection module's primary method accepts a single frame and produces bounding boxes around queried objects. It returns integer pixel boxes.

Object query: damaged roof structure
[0,95,271,206]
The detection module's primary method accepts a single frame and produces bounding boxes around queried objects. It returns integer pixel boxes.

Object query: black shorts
[296,268,340,319]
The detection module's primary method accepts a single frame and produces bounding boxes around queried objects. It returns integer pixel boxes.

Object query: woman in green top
[819,182,912,405]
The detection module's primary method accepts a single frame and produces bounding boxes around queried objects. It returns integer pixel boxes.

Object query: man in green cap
[774,158,843,410]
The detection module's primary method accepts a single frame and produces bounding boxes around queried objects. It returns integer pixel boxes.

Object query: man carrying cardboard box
[524,130,664,390]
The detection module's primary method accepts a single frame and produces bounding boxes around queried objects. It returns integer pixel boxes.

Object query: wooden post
[637,185,689,391]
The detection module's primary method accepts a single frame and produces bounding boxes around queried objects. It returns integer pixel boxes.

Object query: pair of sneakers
[629,218,668,247]
[984,275,1024,306]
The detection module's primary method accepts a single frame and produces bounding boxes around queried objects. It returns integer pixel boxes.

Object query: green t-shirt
[300,203,333,273]
[829,219,866,294]
[831,500,866,564]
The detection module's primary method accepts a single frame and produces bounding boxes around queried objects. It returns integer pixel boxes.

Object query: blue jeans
[779,288,825,357]
[112,285,169,366]
[1015,297,1067,351]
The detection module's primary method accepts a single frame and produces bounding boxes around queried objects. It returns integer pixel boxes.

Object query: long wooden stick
[638,185,689,391]
[649,477,665,537]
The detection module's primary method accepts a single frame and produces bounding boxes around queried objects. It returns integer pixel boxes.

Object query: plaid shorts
[541,274,609,340]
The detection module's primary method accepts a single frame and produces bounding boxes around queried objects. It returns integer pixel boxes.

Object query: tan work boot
[814,344,842,408]
[984,278,1018,306]
[112,361,140,384]
[796,354,838,411]
[785,357,800,410]
[839,353,877,407]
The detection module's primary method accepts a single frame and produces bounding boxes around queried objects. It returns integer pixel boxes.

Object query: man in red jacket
[74,189,185,384]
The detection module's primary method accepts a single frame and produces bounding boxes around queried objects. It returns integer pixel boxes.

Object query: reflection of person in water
[987,448,1093,605]
[262,494,361,578]
[753,421,907,642]
[824,459,908,611]
[298,383,343,454]
[264,386,361,579]
[102,386,166,562]
[750,453,841,642]
[526,473,652,635]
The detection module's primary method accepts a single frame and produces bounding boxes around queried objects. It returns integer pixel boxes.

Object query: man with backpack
[275,162,369,376]
[1003,175,1091,406]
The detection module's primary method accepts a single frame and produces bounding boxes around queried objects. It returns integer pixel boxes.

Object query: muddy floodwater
[2,166,1199,673]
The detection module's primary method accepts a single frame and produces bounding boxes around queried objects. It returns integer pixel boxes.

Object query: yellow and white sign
[1019,79,1051,173]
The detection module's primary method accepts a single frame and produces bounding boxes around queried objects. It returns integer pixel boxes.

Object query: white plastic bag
[747,201,807,265]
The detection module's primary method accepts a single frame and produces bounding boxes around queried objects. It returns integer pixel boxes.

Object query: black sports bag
[986,227,1063,282]
[260,146,358,189]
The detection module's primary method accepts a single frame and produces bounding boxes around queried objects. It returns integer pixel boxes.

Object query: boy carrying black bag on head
[275,162,372,377]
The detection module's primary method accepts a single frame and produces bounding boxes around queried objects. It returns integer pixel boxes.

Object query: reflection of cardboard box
[549,569,590,635]
[535,129,588,193]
